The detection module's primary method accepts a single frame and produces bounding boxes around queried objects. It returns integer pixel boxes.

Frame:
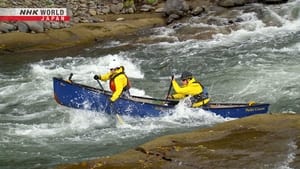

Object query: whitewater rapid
[0,1,300,169]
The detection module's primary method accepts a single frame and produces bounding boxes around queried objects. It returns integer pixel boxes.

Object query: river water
[1,1,300,169]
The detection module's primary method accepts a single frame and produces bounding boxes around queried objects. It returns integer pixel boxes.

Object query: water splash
[1,2,300,169]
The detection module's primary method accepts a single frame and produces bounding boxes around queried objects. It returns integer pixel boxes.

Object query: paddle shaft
[165,75,174,100]
[96,78,124,124]
[108,99,125,125]
[68,73,73,81]
[96,79,104,91]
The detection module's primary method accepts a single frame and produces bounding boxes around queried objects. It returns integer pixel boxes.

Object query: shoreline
[0,13,166,55]
[55,113,300,169]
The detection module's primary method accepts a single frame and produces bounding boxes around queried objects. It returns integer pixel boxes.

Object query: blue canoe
[53,77,270,118]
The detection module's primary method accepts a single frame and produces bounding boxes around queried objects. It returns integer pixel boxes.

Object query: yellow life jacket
[109,72,131,92]
[190,81,210,107]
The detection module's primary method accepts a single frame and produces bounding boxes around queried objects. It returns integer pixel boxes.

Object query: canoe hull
[53,78,173,117]
[53,77,269,118]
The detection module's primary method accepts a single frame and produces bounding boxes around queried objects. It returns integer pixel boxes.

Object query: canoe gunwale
[53,77,179,107]
[53,77,270,118]
[53,77,269,109]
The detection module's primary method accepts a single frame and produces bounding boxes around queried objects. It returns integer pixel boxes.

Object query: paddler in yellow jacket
[93,59,131,102]
[168,71,210,107]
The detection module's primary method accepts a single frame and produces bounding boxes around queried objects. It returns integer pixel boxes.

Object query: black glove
[94,75,99,80]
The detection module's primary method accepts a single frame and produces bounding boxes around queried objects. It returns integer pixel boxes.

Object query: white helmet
[109,59,121,69]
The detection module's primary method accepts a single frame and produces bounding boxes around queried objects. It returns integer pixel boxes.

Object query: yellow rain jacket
[98,67,130,102]
[171,78,210,107]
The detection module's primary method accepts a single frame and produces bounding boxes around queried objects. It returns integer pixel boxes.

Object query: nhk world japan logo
[0,8,70,21]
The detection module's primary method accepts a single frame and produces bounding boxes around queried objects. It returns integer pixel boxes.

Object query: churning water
[0,1,300,169]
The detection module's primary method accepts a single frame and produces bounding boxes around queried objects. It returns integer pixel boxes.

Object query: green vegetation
[146,0,158,4]
[124,0,135,8]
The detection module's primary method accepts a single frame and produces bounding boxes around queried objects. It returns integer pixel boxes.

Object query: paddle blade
[116,114,125,125]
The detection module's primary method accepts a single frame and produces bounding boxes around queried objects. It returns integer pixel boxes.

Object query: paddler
[94,59,131,103]
[168,71,210,107]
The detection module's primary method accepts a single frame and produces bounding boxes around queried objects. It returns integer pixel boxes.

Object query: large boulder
[110,2,124,14]
[165,0,189,16]
[217,0,246,7]
[0,22,16,33]
[164,0,190,24]
[24,21,44,33]
[16,22,30,33]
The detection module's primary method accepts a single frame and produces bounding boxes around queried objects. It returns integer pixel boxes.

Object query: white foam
[109,100,229,133]
[191,2,300,49]
[100,100,229,136]
[0,103,6,111]
[150,27,177,39]
[96,40,129,49]
[27,53,145,93]
[162,98,229,126]
[1,0,299,159]
[68,110,110,130]
[11,108,111,138]
[129,88,149,97]
[275,140,297,169]
[13,123,59,137]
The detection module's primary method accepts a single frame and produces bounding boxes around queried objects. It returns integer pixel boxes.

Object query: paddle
[165,75,174,100]
[95,79,104,91]
[110,103,125,125]
[67,73,73,83]
[95,78,124,125]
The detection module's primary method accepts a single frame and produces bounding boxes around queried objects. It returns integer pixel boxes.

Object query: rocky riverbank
[55,113,300,169]
[0,0,290,54]
[0,13,165,54]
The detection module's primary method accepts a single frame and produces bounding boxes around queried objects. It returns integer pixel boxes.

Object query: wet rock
[165,0,189,16]
[54,114,300,169]
[167,14,181,24]
[100,5,110,14]
[262,0,289,4]
[191,6,205,16]
[112,0,121,4]
[155,7,165,13]
[110,2,124,14]
[0,16,165,53]
[0,22,16,33]
[218,0,246,7]
[79,18,90,23]
[67,6,73,17]
[24,21,44,33]
[43,22,51,30]
[91,17,104,23]
[140,4,155,12]
[16,22,30,33]
[0,0,291,35]
[72,17,80,23]
[50,22,61,29]
[126,8,135,14]
[88,9,97,16]
[165,0,189,24]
